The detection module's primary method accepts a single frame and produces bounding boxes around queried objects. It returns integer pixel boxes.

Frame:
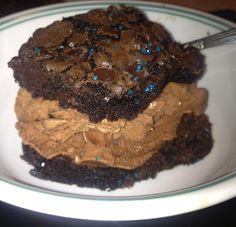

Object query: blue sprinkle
[59,45,64,49]
[144,86,150,94]
[34,47,41,55]
[88,47,95,55]
[133,76,140,82]
[117,24,124,31]
[93,74,98,80]
[135,60,145,73]
[146,49,152,54]
[135,64,142,73]
[140,47,152,55]
[156,47,161,52]
[30,169,37,176]
[148,82,156,91]
[96,155,101,161]
[128,89,134,96]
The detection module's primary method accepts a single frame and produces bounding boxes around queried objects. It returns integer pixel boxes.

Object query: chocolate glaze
[9,5,204,122]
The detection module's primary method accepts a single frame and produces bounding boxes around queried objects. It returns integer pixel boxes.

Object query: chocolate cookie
[9,5,204,122]
[21,113,213,190]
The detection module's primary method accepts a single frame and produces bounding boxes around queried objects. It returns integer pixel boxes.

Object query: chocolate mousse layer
[15,82,207,169]
[22,113,213,190]
[9,5,204,122]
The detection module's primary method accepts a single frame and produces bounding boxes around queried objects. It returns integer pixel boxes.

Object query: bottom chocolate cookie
[21,113,213,191]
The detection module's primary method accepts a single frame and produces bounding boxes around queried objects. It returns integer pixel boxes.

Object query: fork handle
[183,28,236,50]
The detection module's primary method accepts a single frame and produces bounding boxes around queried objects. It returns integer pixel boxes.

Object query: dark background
[1,0,236,226]
[0,197,236,226]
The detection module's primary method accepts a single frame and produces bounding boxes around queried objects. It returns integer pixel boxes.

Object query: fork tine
[204,38,236,49]
[183,28,236,50]
[202,28,236,42]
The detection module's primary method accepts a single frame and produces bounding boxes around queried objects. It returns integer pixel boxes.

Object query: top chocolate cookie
[8,5,204,122]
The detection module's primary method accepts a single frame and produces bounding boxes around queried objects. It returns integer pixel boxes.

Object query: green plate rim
[0,0,236,202]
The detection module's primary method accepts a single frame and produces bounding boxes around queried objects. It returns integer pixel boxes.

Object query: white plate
[0,0,236,221]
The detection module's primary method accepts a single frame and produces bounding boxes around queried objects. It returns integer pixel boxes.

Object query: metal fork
[183,28,236,50]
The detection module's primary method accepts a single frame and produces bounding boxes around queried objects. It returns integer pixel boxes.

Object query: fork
[183,28,236,50]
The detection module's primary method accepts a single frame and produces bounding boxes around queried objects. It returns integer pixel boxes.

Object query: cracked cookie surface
[9,5,204,122]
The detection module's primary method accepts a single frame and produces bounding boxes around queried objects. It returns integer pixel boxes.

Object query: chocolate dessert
[9,5,213,190]
[8,5,203,123]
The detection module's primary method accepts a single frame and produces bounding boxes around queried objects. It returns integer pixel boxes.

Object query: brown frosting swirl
[15,82,207,169]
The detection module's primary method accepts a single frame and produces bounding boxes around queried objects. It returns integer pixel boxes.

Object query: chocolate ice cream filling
[15,82,207,169]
